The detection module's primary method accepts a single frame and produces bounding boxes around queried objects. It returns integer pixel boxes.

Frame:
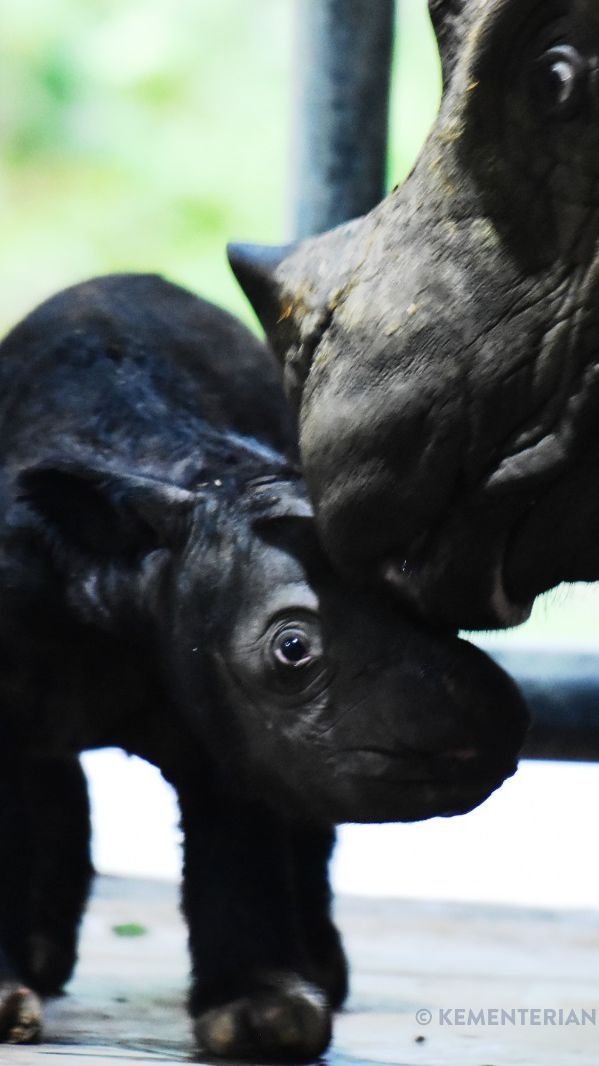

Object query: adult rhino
[230,0,599,631]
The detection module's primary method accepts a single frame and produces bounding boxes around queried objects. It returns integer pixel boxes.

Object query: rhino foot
[193,972,331,1061]
[26,931,77,995]
[0,982,42,1043]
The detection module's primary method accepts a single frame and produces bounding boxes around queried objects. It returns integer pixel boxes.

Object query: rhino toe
[194,972,331,1061]
[0,983,42,1043]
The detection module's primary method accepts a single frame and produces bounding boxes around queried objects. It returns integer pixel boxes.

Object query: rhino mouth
[321,713,525,824]
[382,548,533,632]
[323,758,519,824]
[488,560,534,629]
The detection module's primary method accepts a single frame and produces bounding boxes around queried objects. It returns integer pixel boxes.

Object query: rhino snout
[300,630,529,825]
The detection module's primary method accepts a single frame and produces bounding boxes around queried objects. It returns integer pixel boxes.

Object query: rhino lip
[381,546,533,630]
[340,746,520,789]
[329,768,515,822]
[380,558,440,620]
[487,559,533,628]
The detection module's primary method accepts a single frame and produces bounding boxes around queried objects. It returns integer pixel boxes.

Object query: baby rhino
[0,274,527,1060]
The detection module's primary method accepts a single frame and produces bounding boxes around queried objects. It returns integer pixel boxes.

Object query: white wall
[82,751,599,910]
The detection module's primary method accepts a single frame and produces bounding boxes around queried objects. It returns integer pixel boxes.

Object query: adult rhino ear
[18,460,195,557]
[428,0,472,88]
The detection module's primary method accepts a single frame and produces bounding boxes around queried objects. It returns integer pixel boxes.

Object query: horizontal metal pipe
[485,646,599,763]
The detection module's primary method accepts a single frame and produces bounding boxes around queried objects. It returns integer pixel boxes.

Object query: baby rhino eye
[274,628,314,668]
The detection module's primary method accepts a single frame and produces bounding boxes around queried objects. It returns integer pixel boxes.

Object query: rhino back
[0,273,295,482]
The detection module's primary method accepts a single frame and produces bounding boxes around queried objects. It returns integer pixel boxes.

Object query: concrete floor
[2,876,598,1066]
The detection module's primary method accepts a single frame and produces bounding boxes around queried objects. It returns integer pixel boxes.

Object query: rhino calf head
[230,0,599,630]
[21,460,525,825]
[170,477,528,824]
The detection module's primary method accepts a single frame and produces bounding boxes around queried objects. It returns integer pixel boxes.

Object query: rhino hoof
[0,983,42,1043]
[194,972,331,1061]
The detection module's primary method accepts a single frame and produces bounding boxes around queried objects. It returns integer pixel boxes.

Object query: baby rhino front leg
[0,968,41,1045]
[179,795,342,1061]
[194,971,330,1062]
[0,750,41,1043]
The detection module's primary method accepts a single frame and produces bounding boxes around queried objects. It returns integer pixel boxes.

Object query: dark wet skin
[0,273,527,1059]
[229,0,599,632]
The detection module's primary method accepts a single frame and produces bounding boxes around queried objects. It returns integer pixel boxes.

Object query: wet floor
[3,876,598,1065]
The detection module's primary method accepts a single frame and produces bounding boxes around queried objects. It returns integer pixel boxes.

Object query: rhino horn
[229,218,365,407]
[227,242,298,339]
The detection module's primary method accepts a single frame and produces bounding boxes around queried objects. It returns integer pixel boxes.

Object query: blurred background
[2,0,598,908]
[0,0,440,328]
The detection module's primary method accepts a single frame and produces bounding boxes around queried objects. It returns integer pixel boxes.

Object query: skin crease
[229,0,599,631]
[0,274,527,1060]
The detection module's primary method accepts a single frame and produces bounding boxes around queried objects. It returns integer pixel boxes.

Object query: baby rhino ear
[247,479,314,526]
[18,460,195,557]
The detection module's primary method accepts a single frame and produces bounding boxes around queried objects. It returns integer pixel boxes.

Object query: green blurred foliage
[0,0,295,328]
[389,0,441,184]
[0,0,442,333]
[0,0,595,639]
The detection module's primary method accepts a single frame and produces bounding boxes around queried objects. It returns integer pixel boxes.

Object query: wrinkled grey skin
[229,0,599,630]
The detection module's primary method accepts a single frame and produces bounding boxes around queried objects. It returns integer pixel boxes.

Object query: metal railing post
[487,647,599,763]
[291,0,395,238]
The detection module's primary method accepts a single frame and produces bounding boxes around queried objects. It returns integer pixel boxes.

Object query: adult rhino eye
[530,46,587,119]
[273,629,314,668]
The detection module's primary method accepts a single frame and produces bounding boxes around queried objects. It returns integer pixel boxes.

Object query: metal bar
[291,0,395,239]
[486,647,599,763]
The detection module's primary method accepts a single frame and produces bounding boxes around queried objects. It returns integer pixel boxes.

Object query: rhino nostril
[447,747,479,763]
[435,746,505,784]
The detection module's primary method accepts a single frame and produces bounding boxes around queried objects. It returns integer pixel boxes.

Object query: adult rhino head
[230,0,599,630]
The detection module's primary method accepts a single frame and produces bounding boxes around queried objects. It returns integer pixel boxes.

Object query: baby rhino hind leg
[24,755,94,995]
[0,754,92,1043]
[0,745,42,1042]
[0,974,42,1044]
